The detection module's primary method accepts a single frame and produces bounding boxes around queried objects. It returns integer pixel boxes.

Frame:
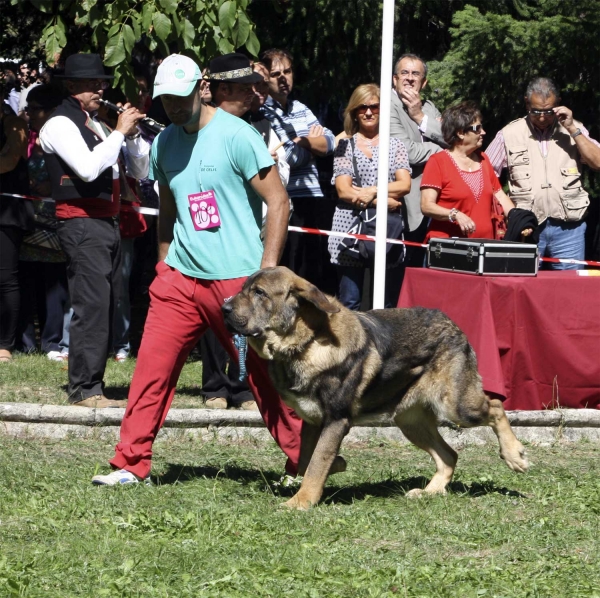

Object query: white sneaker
[91,469,151,486]
[47,350,68,362]
[115,351,128,363]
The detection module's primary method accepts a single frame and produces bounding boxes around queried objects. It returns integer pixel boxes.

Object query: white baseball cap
[153,54,201,99]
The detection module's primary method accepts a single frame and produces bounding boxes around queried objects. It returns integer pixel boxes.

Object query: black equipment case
[427,238,539,276]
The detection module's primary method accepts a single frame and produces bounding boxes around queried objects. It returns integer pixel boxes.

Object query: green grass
[0,436,599,597]
[0,353,206,409]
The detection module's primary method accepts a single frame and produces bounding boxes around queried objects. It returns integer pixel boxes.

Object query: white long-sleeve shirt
[40,114,150,182]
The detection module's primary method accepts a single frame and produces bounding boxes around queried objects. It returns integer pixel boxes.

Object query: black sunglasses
[464,124,483,134]
[528,109,555,117]
[356,103,380,114]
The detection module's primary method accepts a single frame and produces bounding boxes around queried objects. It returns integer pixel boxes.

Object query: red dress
[421,150,501,242]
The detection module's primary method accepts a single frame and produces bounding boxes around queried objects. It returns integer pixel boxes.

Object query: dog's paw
[328,455,347,476]
[501,443,529,474]
[281,493,313,511]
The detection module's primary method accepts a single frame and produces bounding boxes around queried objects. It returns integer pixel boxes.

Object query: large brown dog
[222,267,528,510]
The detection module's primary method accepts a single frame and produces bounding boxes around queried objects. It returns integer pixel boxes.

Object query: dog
[222,267,529,510]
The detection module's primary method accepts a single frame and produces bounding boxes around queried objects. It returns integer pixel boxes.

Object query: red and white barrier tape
[4,193,599,267]
[288,225,600,268]
[2,193,160,216]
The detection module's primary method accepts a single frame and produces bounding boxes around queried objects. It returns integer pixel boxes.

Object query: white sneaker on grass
[92,469,151,486]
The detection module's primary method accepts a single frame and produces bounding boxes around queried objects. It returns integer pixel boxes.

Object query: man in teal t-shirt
[93,54,302,486]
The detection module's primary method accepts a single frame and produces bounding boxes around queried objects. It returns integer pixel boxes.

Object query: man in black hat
[39,53,149,408]
[198,53,290,412]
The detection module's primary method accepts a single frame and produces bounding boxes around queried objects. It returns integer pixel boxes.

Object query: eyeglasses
[269,68,292,78]
[528,109,555,117]
[464,124,483,134]
[398,69,424,78]
[356,103,380,114]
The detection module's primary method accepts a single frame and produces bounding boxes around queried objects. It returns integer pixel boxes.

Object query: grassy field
[0,353,206,409]
[0,435,599,597]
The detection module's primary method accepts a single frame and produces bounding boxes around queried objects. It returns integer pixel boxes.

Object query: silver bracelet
[126,132,141,140]
[448,208,459,223]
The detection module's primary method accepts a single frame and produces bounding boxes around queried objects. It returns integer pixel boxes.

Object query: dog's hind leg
[298,423,347,477]
[283,418,350,510]
[395,406,458,498]
[484,395,529,473]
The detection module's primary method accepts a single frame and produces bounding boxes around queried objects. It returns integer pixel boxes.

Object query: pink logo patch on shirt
[188,190,221,230]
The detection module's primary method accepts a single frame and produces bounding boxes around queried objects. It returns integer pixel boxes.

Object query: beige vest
[502,118,589,223]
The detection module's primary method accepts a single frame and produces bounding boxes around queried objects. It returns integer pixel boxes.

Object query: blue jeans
[538,219,586,270]
[337,265,404,310]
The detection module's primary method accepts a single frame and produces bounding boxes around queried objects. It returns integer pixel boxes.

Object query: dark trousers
[282,196,337,294]
[200,328,253,405]
[0,226,23,352]
[57,217,122,402]
[404,218,429,269]
[18,261,69,353]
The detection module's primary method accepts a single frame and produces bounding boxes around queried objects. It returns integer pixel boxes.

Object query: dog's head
[222,267,340,357]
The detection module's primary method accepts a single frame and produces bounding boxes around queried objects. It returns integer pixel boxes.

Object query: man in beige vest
[487,77,600,269]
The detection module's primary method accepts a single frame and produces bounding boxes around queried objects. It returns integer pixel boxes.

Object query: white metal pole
[372,0,396,309]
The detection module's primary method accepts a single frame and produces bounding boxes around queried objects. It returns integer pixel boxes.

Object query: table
[398,269,600,410]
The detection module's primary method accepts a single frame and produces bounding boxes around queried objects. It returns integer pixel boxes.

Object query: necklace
[358,132,379,147]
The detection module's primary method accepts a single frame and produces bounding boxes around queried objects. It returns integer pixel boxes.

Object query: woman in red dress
[420,101,515,241]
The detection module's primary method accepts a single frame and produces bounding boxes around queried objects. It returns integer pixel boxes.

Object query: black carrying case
[427,237,539,276]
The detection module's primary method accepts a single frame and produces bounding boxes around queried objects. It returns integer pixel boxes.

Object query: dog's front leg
[283,418,350,510]
[297,423,348,478]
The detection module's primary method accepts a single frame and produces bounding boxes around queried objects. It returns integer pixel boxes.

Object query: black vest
[44,96,113,202]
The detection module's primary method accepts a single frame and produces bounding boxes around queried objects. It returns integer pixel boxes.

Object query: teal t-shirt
[150,108,275,279]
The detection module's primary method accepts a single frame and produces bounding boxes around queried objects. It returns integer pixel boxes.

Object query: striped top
[262,97,335,198]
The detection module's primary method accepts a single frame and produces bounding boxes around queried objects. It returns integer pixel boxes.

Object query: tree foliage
[428,0,600,136]
[5,0,260,101]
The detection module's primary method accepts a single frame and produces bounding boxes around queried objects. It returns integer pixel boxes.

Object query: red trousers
[110,261,302,478]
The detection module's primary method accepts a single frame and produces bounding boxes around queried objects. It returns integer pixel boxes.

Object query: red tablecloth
[398,269,600,410]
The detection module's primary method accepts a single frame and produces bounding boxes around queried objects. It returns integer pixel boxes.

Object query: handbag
[491,194,507,240]
[338,138,404,266]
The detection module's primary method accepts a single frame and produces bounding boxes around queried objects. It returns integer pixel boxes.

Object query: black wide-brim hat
[204,53,262,84]
[55,53,114,79]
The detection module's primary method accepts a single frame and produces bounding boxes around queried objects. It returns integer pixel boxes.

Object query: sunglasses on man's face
[528,109,555,117]
[464,124,483,134]
[356,103,380,114]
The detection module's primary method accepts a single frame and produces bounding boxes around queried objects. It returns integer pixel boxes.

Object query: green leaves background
[8,0,261,103]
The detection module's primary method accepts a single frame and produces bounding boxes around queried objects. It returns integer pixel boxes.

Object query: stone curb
[1,403,600,446]
[1,403,599,428]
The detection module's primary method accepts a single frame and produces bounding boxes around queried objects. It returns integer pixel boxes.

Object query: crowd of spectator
[1,50,600,410]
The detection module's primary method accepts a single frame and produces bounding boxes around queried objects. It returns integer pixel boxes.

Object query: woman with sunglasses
[420,100,515,241]
[329,83,411,309]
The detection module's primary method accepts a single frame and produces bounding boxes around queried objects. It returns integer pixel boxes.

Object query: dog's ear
[295,280,340,314]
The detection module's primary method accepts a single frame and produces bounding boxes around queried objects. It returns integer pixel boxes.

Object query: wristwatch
[570,128,582,139]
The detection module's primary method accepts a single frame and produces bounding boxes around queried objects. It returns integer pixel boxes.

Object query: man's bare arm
[249,165,290,268]
[294,124,333,157]
[157,183,177,262]
[555,107,600,171]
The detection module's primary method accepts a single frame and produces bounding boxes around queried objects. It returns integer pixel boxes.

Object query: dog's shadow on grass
[321,477,526,505]
[156,465,525,503]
